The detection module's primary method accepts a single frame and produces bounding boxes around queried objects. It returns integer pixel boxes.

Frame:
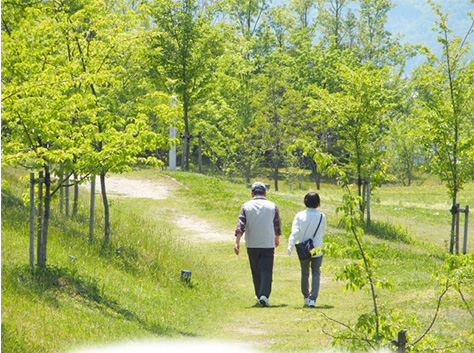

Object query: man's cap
[251,181,267,194]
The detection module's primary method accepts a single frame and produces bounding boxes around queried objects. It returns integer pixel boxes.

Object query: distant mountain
[386,0,473,73]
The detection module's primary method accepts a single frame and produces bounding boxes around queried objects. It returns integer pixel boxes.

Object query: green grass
[2,167,473,352]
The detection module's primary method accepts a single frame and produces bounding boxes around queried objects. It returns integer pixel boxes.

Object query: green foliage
[1,0,174,262]
[144,0,223,170]
[204,35,267,181]
[436,254,474,294]
[2,0,168,174]
[307,61,393,216]
[362,220,415,244]
[412,2,474,201]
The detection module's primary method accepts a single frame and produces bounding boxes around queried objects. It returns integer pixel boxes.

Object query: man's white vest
[243,196,277,248]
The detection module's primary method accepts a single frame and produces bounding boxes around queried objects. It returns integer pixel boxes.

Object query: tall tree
[290,0,316,30]
[145,0,219,171]
[316,0,355,48]
[355,0,415,70]
[212,0,271,182]
[309,62,392,217]
[412,1,474,253]
[257,53,289,191]
[228,0,268,40]
[386,117,422,187]
[211,34,266,182]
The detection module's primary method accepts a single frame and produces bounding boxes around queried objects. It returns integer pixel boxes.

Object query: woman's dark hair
[304,192,320,208]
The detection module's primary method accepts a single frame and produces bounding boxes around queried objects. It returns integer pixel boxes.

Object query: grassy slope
[1,167,473,352]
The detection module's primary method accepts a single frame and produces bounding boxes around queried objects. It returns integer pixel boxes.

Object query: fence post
[29,173,35,270]
[36,171,43,266]
[455,203,460,255]
[198,131,202,173]
[181,134,188,171]
[366,179,371,225]
[391,329,407,353]
[89,176,96,243]
[462,205,469,255]
[59,173,63,213]
[169,125,177,172]
[65,175,70,217]
[450,205,456,254]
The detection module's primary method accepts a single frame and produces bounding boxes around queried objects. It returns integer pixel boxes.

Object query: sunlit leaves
[412,4,474,201]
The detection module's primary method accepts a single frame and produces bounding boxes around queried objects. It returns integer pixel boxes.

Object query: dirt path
[87,175,230,242]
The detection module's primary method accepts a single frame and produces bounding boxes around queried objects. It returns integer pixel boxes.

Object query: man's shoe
[304,297,310,306]
[309,299,316,308]
[259,296,271,307]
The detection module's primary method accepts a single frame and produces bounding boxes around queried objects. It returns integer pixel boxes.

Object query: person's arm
[235,206,246,255]
[235,232,243,255]
[287,215,300,255]
[273,206,282,248]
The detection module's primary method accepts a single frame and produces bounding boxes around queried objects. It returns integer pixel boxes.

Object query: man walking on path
[234,182,282,307]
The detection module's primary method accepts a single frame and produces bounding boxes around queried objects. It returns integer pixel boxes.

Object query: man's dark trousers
[247,248,274,298]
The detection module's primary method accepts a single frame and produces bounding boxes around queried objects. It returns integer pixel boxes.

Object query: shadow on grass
[246,303,289,309]
[290,304,334,310]
[4,264,196,337]
[362,220,415,244]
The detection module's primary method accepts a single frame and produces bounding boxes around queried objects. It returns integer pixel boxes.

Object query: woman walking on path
[287,192,327,308]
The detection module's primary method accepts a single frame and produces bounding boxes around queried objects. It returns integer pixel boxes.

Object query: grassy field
[1,167,473,352]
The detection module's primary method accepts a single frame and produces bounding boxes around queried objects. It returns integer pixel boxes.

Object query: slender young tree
[308,62,392,217]
[386,117,422,187]
[412,1,474,253]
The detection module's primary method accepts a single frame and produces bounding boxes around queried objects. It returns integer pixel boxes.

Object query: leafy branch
[1,78,86,102]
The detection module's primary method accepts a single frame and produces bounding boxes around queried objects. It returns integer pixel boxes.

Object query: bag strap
[310,215,323,240]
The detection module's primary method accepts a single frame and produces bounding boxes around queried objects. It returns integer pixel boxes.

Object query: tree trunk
[366,179,371,225]
[100,173,111,244]
[38,165,51,269]
[89,176,96,243]
[274,161,279,192]
[309,158,321,190]
[72,173,79,217]
[182,134,188,171]
[445,26,459,254]
[245,162,251,185]
[198,131,202,173]
[356,140,365,219]
[183,81,190,171]
[29,173,35,270]
[450,198,457,254]
[59,173,63,213]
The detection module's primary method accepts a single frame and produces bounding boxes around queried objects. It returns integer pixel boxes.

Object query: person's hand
[275,235,280,248]
[287,247,292,256]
